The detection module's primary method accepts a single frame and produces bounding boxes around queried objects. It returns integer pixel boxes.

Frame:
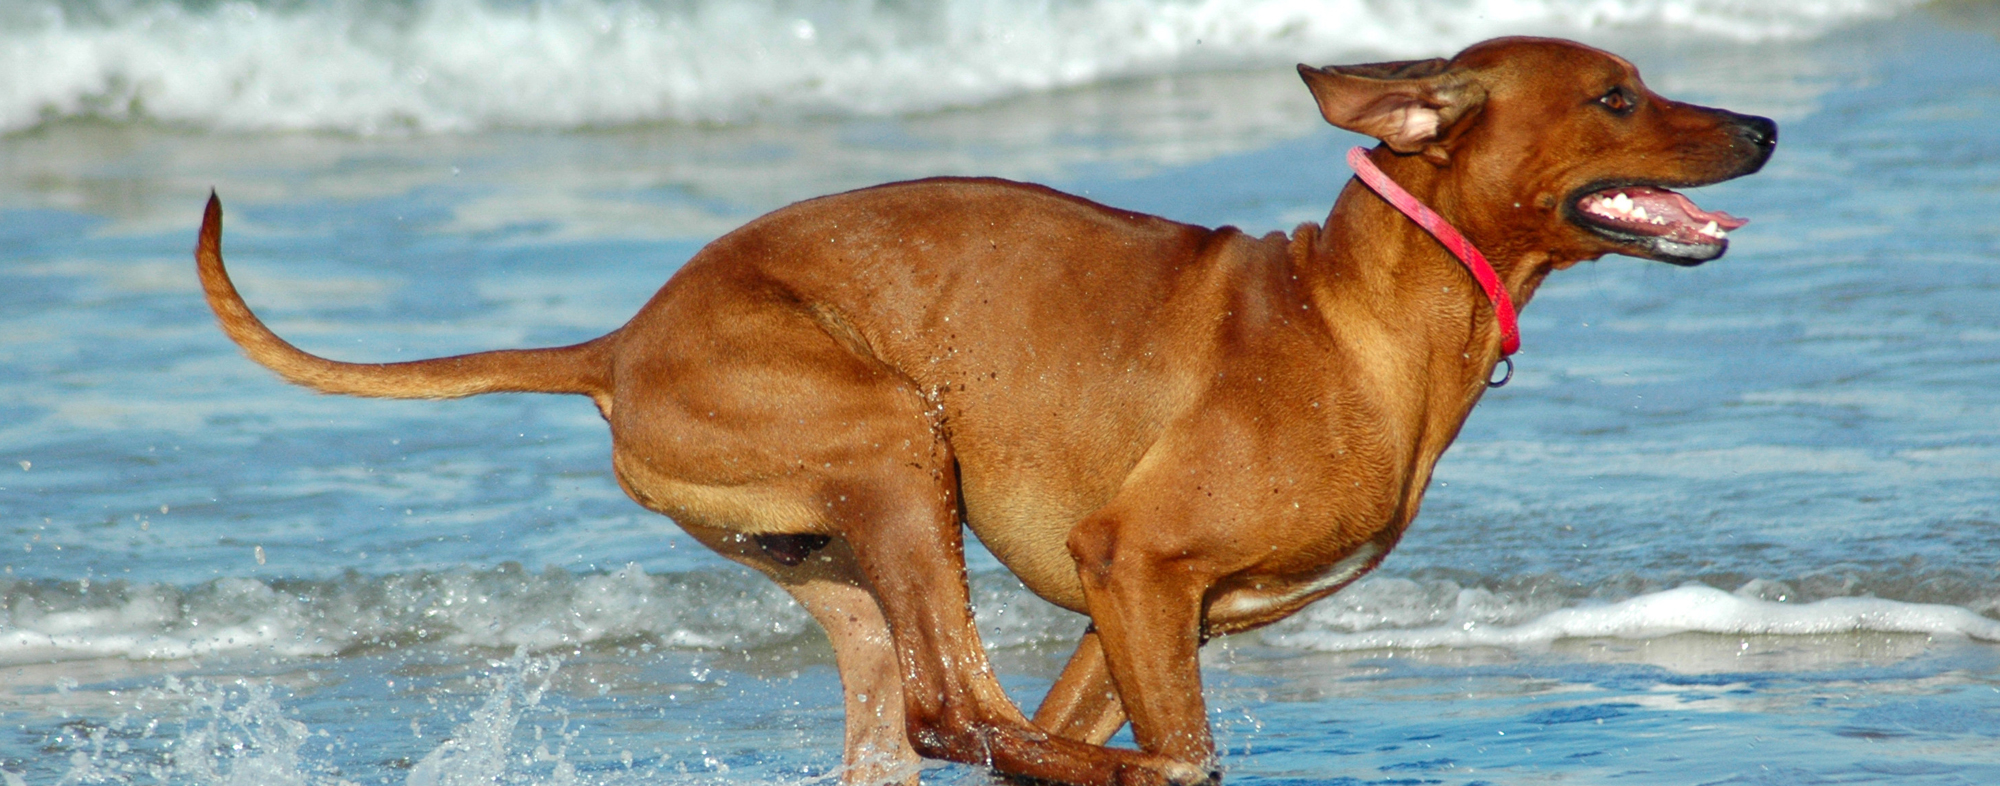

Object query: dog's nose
[1721,112,1778,177]
[1739,115,1778,151]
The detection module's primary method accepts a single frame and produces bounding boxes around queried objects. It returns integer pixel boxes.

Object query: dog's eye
[1597,87,1636,114]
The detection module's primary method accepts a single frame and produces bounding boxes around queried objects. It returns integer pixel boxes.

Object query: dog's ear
[1297,59,1487,158]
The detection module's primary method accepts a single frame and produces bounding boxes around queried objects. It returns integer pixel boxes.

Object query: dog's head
[1301,37,1776,267]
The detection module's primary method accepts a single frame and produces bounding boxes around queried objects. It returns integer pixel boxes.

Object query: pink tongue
[1624,187,1752,230]
[1638,188,1748,230]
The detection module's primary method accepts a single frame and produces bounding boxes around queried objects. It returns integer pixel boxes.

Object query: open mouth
[1570,185,1749,265]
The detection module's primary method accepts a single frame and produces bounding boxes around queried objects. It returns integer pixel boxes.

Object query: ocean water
[4,1,1999,784]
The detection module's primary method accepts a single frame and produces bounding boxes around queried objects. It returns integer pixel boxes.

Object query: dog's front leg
[1067,514,1217,774]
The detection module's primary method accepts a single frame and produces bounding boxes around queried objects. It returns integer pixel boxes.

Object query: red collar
[1346,147,1521,362]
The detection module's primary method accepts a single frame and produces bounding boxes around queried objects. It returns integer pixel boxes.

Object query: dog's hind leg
[603,274,1209,785]
[818,461,1207,786]
[794,570,921,785]
[682,527,920,785]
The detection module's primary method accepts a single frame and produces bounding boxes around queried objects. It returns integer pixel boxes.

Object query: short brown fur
[195,37,1774,786]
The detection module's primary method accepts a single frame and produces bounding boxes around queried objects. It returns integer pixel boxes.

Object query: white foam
[1266,583,2000,652]
[9,565,1996,669]
[0,0,1917,134]
[0,577,338,665]
[0,564,1070,666]
[0,566,811,667]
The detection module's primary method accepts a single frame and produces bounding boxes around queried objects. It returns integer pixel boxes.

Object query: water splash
[35,652,583,786]
[405,652,575,786]
[48,675,347,786]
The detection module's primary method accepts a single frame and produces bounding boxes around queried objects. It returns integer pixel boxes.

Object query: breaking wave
[1265,582,2000,652]
[2,0,1918,133]
[6,561,1996,666]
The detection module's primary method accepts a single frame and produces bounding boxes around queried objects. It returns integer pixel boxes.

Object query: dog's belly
[962,493,1100,613]
[968,506,1389,630]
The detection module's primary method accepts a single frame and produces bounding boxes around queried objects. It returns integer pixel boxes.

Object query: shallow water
[5,2,2000,784]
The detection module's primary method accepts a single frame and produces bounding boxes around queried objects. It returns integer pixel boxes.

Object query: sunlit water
[5,3,1999,785]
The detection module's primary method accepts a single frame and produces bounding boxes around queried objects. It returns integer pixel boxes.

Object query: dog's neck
[1303,153,1560,399]
[1343,146,1520,358]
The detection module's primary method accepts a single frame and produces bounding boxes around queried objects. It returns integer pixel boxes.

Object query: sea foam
[5,566,1995,666]
[2,0,1917,134]
[1266,583,2000,652]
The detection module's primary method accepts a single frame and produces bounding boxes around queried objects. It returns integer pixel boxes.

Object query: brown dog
[195,36,1773,786]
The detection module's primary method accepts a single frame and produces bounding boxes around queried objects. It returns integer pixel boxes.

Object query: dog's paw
[1163,762,1220,786]
[1117,760,1217,786]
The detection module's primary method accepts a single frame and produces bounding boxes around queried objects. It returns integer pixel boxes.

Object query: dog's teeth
[1631,205,1648,221]
[1698,220,1727,239]
[1611,192,1633,213]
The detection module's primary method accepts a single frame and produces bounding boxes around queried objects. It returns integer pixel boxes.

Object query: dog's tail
[195,192,615,413]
